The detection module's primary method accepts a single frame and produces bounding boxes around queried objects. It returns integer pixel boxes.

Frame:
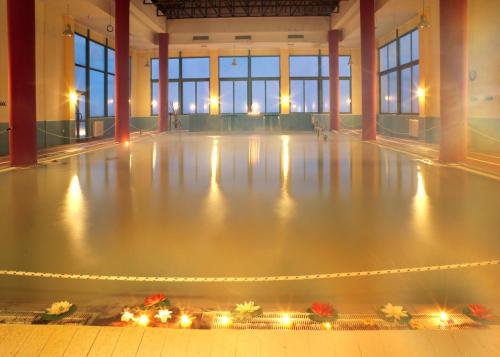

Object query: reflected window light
[189,103,196,112]
[151,99,158,108]
[172,101,179,111]
[211,139,219,184]
[64,175,87,244]
[281,135,290,180]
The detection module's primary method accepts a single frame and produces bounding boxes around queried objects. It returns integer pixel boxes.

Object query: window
[379,29,419,114]
[290,55,351,113]
[151,57,209,115]
[74,33,115,118]
[219,56,280,114]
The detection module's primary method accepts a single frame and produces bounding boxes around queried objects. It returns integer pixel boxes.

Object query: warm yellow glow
[248,137,261,166]
[281,135,290,181]
[152,142,157,170]
[154,309,173,323]
[281,95,290,106]
[121,311,134,322]
[124,141,130,147]
[439,311,449,322]
[137,314,150,327]
[218,315,232,327]
[417,87,426,98]
[211,139,219,184]
[69,90,78,105]
[190,103,196,112]
[323,322,332,330]
[64,175,87,247]
[151,99,158,108]
[281,314,292,327]
[180,314,193,328]
[210,96,219,106]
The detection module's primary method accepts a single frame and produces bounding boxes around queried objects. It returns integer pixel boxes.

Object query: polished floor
[0,133,499,308]
[1,324,499,357]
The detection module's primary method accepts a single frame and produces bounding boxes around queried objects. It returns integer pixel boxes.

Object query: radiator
[408,119,419,138]
[93,121,104,137]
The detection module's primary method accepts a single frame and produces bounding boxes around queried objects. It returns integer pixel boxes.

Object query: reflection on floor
[0,132,499,310]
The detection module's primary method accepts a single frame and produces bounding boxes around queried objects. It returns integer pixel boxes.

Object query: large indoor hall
[0,0,499,356]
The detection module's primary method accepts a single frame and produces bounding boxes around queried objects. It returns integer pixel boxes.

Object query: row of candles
[121,309,454,329]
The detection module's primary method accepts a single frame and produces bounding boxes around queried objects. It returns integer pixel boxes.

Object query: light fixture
[417,87,426,98]
[281,314,292,327]
[62,4,73,37]
[137,314,150,327]
[418,0,430,29]
[218,315,232,327]
[210,96,219,106]
[63,24,74,37]
[69,91,78,105]
[231,57,238,67]
[281,95,290,106]
[179,314,193,328]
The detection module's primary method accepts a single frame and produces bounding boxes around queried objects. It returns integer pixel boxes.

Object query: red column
[115,0,130,143]
[158,33,169,132]
[360,0,376,140]
[439,0,468,162]
[328,30,340,131]
[7,0,37,166]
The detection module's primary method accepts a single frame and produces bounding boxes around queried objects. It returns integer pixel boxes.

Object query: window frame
[74,32,115,119]
[218,55,281,114]
[378,28,420,115]
[289,54,352,114]
[150,56,210,115]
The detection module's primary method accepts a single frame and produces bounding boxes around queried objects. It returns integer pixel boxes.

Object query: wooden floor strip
[15,325,55,357]
[62,326,100,357]
[0,324,500,356]
[38,325,78,357]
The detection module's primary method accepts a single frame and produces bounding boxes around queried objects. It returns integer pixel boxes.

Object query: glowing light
[172,102,179,110]
[108,98,114,104]
[179,314,193,328]
[64,175,87,247]
[211,139,219,184]
[323,322,332,330]
[151,99,158,108]
[121,310,134,322]
[281,314,292,327]
[124,141,130,147]
[346,97,352,104]
[439,311,448,322]
[417,87,426,98]
[69,91,78,105]
[210,96,219,106]
[137,314,150,327]
[281,135,290,180]
[218,315,232,327]
[189,103,196,112]
[248,137,261,166]
[281,96,290,106]
[154,309,173,323]
[384,95,390,101]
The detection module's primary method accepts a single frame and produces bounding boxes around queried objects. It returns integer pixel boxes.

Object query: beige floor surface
[0,324,499,357]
